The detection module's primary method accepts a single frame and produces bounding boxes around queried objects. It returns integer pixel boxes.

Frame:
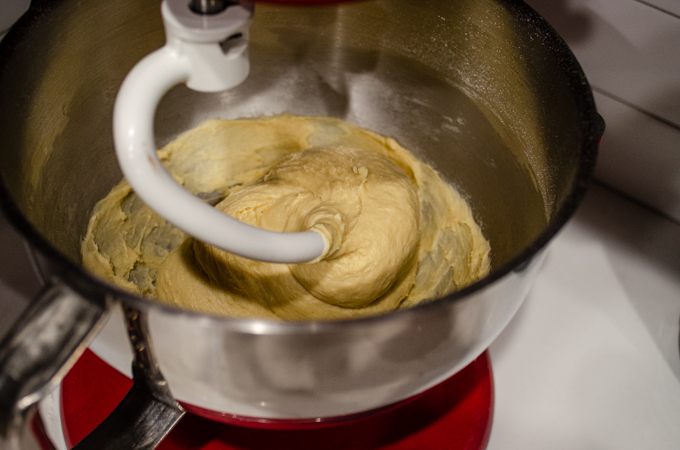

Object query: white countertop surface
[2,182,679,448]
[488,184,680,449]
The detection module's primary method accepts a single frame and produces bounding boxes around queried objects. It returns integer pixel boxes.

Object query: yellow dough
[82,115,490,320]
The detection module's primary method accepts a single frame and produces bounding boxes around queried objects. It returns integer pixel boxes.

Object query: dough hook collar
[112,0,327,264]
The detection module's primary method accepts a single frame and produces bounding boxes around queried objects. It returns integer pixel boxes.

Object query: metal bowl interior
[0,0,599,419]
[0,0,594,270]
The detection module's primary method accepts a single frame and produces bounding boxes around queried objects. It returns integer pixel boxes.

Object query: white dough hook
[113,0,327,264]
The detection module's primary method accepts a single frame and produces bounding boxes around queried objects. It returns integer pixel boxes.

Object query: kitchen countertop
[487,183,680,449]
[2,181,680,448]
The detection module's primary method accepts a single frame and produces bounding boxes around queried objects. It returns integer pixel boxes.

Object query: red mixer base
[61,349,494,449]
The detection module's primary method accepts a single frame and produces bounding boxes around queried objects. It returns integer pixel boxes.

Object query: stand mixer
[0,0,603,448]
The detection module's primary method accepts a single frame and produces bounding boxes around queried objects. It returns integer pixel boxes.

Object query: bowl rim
[0,0,602,334]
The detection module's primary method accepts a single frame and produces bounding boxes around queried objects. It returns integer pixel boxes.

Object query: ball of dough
[185,146,420,315]
[82,115,491,321]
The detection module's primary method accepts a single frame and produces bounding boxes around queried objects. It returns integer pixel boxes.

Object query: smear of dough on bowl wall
[82,115,490,320]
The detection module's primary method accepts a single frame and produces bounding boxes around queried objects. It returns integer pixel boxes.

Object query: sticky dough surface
[82,115,490,320]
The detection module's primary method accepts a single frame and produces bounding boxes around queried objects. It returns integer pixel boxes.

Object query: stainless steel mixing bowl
[0,0,601,427]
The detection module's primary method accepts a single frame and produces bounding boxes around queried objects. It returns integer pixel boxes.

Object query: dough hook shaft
[113,0,327,264]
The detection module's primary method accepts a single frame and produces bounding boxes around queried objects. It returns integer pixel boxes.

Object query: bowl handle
[0,283,106,448]
[0,283,185,450]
